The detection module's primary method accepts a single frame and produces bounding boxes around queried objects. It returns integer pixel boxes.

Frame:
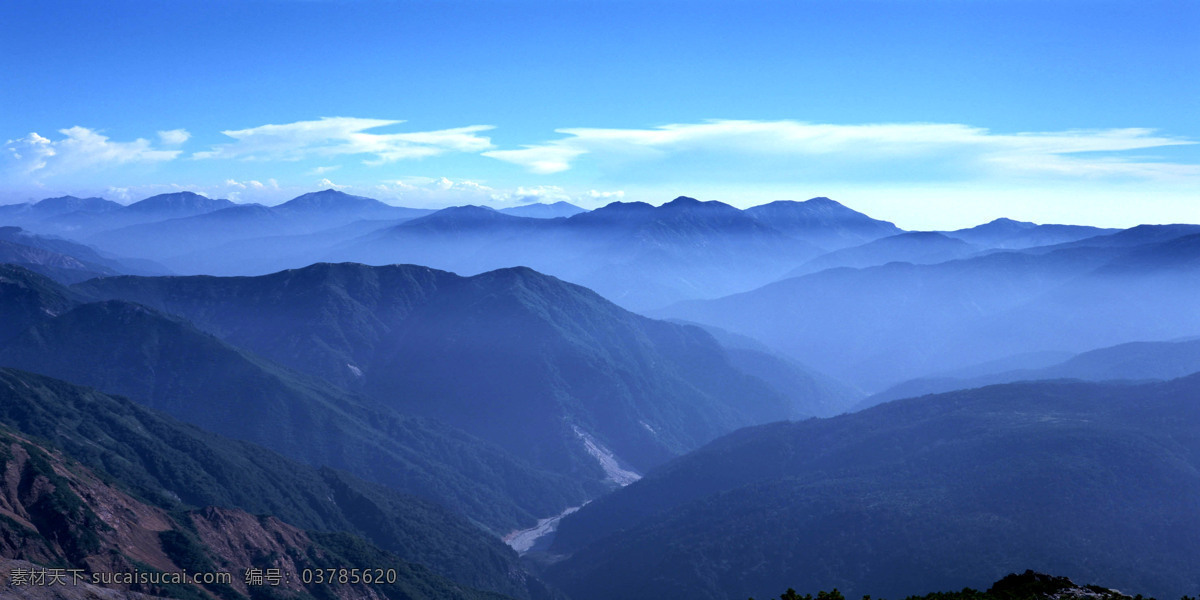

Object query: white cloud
[106,186,131,201]
[196,117,494,163]
[982,152,1200,180]
[589,189,625,199]
[489,185,575,205]
[483,119,1198,182]
[4,127,180,179]
[317,177,346,189]
[482,144,587,174]
[158,129,191,145]
[309,165,341,175]
[224,179,246,189]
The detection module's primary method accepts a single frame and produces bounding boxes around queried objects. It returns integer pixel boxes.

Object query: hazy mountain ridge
[6,190,910,310]
[786,231,979,278]
[546,375,1200,600]
[943,218,1116,249]
[499,201,587,219]
[72,262,827,488]
[662,227,1200,391]
[0,265,591,533]
[670,320,865,418]
[0,263,86,343]
[0,226,167,283]
[743,197,903,250]
[331,195,837,310]
[87,190,434,260]
[863,336,1200,409]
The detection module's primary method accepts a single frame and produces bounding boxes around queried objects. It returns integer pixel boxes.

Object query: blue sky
[2,0,1197,229]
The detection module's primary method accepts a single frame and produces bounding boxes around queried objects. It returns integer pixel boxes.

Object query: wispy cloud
[484,144,588,175]
[483,120,1198,181]
[157,129,191,145]
[491,185,573,204]
[589,189,625,199]
[195,117,495,163]
[4,127,181,178]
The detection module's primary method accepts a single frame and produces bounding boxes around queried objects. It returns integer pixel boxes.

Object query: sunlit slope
[0,367,552,600]
[0,410,514,600]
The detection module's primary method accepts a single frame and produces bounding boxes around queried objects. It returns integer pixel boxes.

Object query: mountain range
[662,225,1200,391]
[72,262,845,482]
[0,264,590,533]
[5,188,1200,600]
[0,226,166,283]
[5,191,913,310]
[861,335,1200,409]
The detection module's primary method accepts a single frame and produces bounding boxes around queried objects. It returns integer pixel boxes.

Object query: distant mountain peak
[803,196,840,205]
[744,197,902,250]
[500,200,588,219]
[596,200,655,212]
[36,195,84,205]
[30,195,120,215]
[569,200,657,225]
[126,191,233,213]
[391,204,528,234]
[660,196,739,213]
[448,204,498,212]
[894,230,959,241]
[133,190,208,202]
[988,217,1034,225]
[751,197,869,219]
[275,189,387,212]
[426,204,509,219]
[969,217,1038,231]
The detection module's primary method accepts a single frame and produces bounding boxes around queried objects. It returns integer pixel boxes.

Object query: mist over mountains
[3,189,1200,600]
[662,226,1200,391]
[71,262,825,479]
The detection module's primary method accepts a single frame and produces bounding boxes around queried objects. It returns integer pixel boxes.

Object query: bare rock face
[0,430,415,600]
[0,433,182,594]
[188,507,395,599]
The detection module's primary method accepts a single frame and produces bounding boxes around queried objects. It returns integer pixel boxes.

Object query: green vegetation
[18,441,108,562]
[547,378,1200,600]
[0,368,546,600]
[0,420,520,600]
[306,531,513,600]
[157,529,242,600]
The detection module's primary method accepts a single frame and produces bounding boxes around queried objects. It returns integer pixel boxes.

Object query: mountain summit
[125,191,234,215]
[745,197,902,250]
[274,188,393,213]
